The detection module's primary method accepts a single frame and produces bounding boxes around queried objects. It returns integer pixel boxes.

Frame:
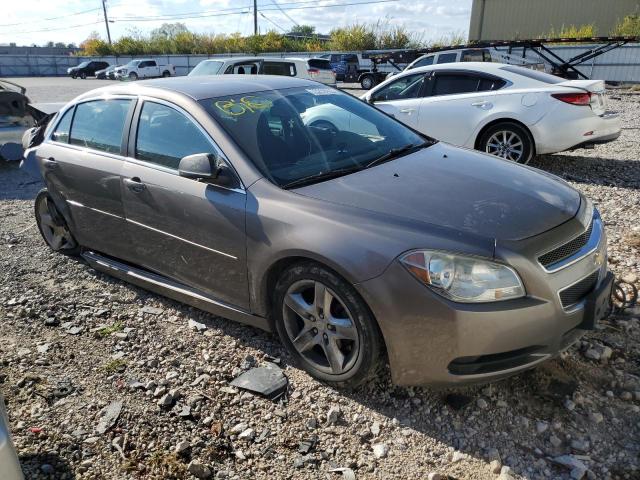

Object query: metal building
[469,0,640,41]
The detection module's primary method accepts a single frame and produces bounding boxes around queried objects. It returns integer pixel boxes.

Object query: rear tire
[273,261,383,389]
[360,75,374,90]
[477,121,534,164]
[80,72,87,79]
[162,70,171,78]
[34,189,80,256]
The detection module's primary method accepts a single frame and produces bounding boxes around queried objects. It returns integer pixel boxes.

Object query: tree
[151,22,189,39]
[289,25,315,37]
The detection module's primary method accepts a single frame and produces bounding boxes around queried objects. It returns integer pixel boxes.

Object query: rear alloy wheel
[478,122,534,164]
[274,262,383,388]
[34,190,79,255]
[129,72,138,81]
[360,75,374,90]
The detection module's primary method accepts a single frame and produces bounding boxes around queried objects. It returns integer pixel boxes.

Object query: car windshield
[126,61,140,67]
[77,61,89,68]
[500,65,564,84]
[190,61,224,76]
[201,86,432,188]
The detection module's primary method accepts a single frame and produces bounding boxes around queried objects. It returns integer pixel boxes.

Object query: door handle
[124,177,146,193]
[42,157,58,170]
[471,101,491,108]
[399,108,416,114]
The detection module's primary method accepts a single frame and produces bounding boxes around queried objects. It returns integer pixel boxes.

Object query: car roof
[200,56,263,64]
[406,61,506,75]
[74,75,318,101]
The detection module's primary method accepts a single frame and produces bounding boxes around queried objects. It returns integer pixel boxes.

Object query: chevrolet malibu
[30,76,613,388]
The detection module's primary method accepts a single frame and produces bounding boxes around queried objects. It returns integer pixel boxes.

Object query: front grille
[539,220,594,269]
[559,271,599,309]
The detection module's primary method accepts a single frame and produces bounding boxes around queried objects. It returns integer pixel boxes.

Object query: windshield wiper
[365,141,431,169]
[282,166,362,189]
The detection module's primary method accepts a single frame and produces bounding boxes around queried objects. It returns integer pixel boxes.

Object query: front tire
[274,262,383,389]
[477,121,534,164]
[34,190,80,255]
[128,72,138,81]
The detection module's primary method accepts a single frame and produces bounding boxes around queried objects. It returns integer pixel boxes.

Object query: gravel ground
[1,84,639,480]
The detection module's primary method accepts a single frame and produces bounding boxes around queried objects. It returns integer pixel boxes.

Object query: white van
[189,57,336,86]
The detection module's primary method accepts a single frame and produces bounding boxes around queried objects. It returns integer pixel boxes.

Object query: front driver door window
[370,73,427,129]
[121,100,249,308]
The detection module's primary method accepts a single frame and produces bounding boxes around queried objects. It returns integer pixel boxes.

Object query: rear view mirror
[178,153,238,188]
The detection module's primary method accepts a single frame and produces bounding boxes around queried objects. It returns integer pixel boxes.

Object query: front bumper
[356,206,611,387]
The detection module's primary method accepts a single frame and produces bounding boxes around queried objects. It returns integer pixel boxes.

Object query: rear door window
[69,99,132,154]
[51,107,74,143]
[436,53,458,64]
[135,101,213,169]
[430,73,482,96]
[461,50,485,62]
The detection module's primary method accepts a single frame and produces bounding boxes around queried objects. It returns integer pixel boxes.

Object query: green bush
[79,21,427,56]
[613,15,640,36]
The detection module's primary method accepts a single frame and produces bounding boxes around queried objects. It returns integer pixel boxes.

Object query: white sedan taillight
[551,92,592,106]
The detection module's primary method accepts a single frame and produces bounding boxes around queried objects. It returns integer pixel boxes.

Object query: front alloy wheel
[283,279,359,375]
[274,262,384,388]
[361,76,374,90]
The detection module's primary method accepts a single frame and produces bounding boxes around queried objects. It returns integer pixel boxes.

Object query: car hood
[294,143,581,241]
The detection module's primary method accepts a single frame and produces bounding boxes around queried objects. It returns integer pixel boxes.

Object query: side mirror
[178,153,238,188]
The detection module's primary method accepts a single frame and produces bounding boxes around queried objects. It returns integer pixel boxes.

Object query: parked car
[189,57,336,85]
[362,62,621,163]
[30,76,612,388]
[1,79,61,161]
[318,53,359,81]
[95,64,121,80]
[114,60,175,80]
[0,396,24,480]
[67,60,109,79]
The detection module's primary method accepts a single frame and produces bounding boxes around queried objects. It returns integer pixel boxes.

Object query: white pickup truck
[114,59,176,80]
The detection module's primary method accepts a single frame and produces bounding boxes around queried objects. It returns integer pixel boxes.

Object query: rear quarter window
[436,53,458,64]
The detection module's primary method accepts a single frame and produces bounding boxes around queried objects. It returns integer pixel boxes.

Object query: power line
[111,0,399,22]
[259,12,287,33]
[6,21,104,36]
[0,6,101,28]
[269,0,300,28]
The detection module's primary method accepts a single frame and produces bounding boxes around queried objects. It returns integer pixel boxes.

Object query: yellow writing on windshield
[214,96,272,117]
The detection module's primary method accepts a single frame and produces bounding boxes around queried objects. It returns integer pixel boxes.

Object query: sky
[0,0,472,46]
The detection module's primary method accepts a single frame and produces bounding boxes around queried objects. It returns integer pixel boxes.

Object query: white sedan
[308,62,621,164]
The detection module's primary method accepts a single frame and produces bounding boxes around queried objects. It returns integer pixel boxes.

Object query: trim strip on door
[66,199,123,219]
[126,218,238,260]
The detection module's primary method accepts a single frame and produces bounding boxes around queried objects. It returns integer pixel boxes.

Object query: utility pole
[102,0,112,44]
[253,0,258,35]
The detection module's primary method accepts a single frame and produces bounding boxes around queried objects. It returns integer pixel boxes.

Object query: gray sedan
[28,76,613,387]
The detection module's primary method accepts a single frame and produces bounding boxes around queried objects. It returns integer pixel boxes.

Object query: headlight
[400,250,525,303]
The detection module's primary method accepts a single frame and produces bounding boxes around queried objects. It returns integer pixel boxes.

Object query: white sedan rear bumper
[531,106,621,155]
